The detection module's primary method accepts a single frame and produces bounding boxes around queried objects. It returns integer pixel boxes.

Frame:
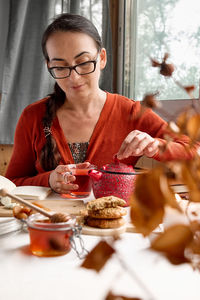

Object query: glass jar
[26,213,77,257]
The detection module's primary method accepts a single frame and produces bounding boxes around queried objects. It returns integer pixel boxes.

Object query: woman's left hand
[117,130,160,160]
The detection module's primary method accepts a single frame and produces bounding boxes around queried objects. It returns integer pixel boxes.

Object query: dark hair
[40,13,102,171]
[42,13,102,61]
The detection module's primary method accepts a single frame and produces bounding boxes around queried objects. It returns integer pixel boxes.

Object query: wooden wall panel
[0,145,13,176]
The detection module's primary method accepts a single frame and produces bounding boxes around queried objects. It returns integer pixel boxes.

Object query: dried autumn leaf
[130,170,181,236]
[176,108,200,140]
[181,161,200,203]
[186,114,200,141]
[160,62,174,77]
[151,53,175,77]
[130,196,164,236]
[159,173,182,212]
[130,167,181,235]
[151,58,161,67]
[184,85,195,95]
[151,224,193,264]
[81,240,115,272]
[176,111,188,135]
[187,239,200,256]
[133,168,165,209]
[105,291,142,300]
[141,93,160,109]
[190,220,200,233]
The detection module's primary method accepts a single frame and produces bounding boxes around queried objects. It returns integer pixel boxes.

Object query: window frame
[116,0,199,118]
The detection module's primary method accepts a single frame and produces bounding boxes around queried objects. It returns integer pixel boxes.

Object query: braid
[40,83,65,171]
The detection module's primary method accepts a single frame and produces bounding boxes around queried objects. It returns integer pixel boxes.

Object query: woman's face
[46,31,106,99]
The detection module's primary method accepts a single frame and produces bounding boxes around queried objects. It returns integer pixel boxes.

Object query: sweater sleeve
[135,105,199,161]
[5,106,51,187]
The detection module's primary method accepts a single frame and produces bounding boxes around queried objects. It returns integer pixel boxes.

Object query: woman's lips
[72,84,85,90]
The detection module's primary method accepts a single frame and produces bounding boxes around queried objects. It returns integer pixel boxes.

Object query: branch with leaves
[80,54,200,299]
[132,53,200,269]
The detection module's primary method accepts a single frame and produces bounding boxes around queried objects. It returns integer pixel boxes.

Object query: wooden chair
[0,144,13,176]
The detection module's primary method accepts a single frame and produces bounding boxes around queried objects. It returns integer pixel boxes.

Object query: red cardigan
[6,92,196,186]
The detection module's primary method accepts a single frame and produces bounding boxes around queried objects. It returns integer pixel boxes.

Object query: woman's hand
[49,162,90,194]
[117,130,160,160]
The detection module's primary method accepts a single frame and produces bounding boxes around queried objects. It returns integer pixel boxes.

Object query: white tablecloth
[0,223,200,300]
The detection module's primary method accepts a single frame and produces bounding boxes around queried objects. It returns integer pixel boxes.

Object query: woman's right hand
[49,164,78,194]
[49,162,91,194]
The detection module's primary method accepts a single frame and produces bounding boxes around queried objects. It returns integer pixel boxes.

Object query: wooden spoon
[0,188,70,223]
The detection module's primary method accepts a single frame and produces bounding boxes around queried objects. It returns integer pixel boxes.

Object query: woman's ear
[99,48,107,70]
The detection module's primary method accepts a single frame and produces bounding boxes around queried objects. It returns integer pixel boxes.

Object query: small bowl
[26,213,76,257]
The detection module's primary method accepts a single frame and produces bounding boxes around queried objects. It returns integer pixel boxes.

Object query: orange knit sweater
[6,92,197,186]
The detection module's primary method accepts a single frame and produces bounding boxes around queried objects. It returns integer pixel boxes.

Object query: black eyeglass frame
[48,58,98,79]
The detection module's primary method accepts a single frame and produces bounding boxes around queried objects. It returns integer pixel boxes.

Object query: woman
[5,13,197,194]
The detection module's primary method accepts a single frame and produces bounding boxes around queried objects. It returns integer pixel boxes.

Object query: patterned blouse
[68,142,89,164]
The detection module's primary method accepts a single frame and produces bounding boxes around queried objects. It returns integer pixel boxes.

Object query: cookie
[86,217,125,229]
[88,206,127,219]
[87,196,126,211]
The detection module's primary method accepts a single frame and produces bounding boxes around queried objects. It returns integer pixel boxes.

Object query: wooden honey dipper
[0,188,70,223]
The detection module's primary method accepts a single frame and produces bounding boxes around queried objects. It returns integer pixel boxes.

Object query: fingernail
[63,171,72,183]
[135,149,140,154]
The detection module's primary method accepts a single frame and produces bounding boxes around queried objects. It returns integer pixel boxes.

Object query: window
[55,0,102,37]
[122,0,200,101]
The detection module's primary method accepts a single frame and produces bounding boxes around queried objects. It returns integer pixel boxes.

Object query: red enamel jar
[89,159,138,206]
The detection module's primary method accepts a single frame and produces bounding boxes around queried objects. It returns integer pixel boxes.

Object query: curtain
[0,0,113,144]
[0,0,10,95]
[0,0,56,144]
[100,0,113,93]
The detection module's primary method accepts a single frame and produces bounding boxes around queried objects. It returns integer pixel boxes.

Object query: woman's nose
[68,69,81,81]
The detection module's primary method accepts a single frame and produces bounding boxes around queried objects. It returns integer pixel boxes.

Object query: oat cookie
[87,196,126,211]
[86,216,125,229]
[88,206,126,219]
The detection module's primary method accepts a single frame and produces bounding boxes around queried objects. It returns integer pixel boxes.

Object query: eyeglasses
[48,57,98,79]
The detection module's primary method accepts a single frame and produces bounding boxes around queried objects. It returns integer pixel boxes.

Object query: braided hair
[40,13,102,171]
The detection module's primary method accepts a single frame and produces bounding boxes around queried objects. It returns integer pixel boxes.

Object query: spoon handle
[0,188,52,218]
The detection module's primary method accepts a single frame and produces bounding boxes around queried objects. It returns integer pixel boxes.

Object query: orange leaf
[81,240,115,272]
[151,58,161,67]
[186,114,200,141]
[105,291,142,300]
[184,85,195,95]
[130,196,164,236]
[181,161,200,203]
[130,168,175,235]
[160,62,174,77]
[159,173,182,212]
[133,168,165,210]
[141,93,160,109]
[151,224,193,264]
